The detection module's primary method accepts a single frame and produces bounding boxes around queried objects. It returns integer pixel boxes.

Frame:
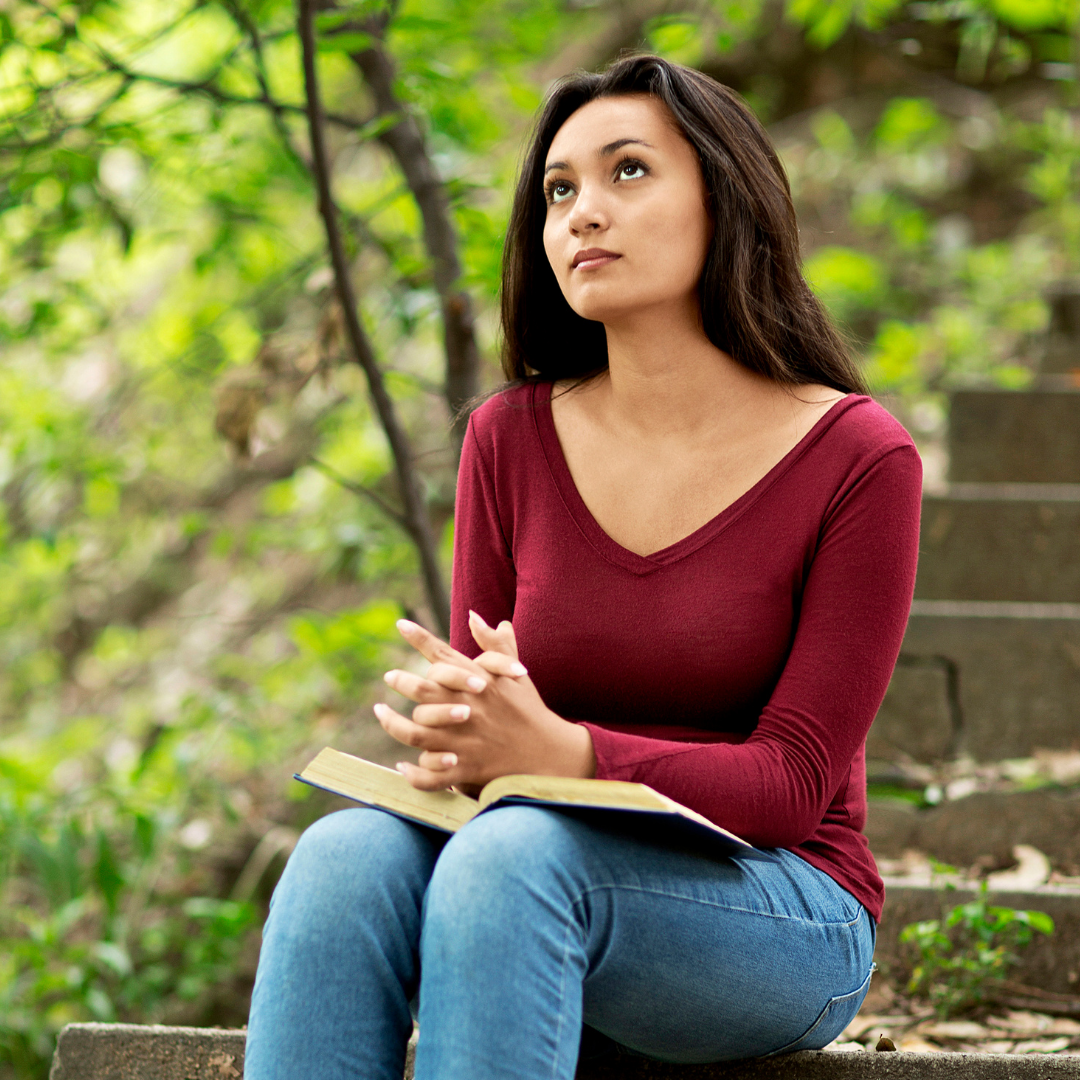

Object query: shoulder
[807,396,922,520]
[820,395,918,464]
[466,382,537,441]
[464,381,544,465]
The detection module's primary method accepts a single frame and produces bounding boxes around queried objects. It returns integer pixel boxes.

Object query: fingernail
[395,762,409,774]
[469,609,489,626]
[442,753,458,767]
[450,705,470,720]
[374,702,387,719]
[382,671,397,685]
[510,662,527,677]
[396,619,419,633]
[466,676,486,692]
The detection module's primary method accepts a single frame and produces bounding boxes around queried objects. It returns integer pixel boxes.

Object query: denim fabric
[245,806,876,1080]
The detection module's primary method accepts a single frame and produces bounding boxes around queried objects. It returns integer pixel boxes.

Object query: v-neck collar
[532,379,866,576]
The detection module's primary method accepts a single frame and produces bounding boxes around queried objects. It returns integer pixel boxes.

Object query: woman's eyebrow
[544,137,655,175]
[599,137,653,156]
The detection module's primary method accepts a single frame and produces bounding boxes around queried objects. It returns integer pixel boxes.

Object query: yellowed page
[299,748,479,832]
[476,774,753,849]
[478,774,675,812]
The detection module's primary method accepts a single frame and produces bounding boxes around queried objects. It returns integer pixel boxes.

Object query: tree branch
[310,457,406,528]
[298,0,451,637]
[342,19,481,447]
[91,50,365,132]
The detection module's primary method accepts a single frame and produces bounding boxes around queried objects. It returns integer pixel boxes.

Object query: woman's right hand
[376,613,595,790]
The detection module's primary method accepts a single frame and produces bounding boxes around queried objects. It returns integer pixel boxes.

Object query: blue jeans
[245,806,876,1080]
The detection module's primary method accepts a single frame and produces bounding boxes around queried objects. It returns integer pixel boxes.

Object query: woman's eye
[549,181,574,203]
[617,161,646,181]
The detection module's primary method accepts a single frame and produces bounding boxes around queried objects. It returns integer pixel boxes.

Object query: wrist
[552,713,596,779]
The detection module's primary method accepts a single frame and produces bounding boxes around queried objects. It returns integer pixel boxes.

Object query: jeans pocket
[764,964,876,1057]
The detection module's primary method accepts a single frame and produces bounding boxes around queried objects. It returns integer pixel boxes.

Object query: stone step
[46,1021,1080,1079]
[1045,284,1080,377]
[870,606,1080,762]
[915,493,1080,603]
[867,789,1080,875]
[948,390,1080,483]
[875,881,1080,999]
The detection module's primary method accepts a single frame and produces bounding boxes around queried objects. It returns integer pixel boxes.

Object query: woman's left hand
[375,612,595,791]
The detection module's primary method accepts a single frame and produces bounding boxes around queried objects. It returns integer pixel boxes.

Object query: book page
[298,748,479,832]
[479,774,680,813]
[477,774,757,853]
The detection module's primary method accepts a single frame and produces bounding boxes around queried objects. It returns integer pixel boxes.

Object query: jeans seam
[571,883,865,929]
[551,904,578,1080]
[764,964,875,1057]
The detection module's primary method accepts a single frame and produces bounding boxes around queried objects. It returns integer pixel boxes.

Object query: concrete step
[48,1024,248,1080]
[870,606,1080,762]
[915,492,1080,603]
[1045,284,1080,377]
[867,789,1080,876]
[875,881,1080,999]
[46,1021,1080,1079]
[949,390,1080,483]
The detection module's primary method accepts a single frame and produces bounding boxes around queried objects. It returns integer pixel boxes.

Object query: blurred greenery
[2,0,1080,1076]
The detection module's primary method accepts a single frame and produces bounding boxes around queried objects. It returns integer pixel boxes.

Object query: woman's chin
[567,296,641,326]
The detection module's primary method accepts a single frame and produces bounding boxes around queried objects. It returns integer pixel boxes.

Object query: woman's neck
[599,309,771,440]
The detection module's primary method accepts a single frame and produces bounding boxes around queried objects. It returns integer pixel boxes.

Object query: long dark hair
[499,54,867,395]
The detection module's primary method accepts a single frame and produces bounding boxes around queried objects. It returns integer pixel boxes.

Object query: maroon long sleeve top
[450,381,921,922]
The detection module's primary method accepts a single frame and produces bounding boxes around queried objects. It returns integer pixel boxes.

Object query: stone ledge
[48,1023,1080,1079]
[49,1024,247,1080]
[874,882,1080,995]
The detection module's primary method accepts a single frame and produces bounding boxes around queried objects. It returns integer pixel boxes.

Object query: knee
[424,807,583,927]
[273,809,438,915]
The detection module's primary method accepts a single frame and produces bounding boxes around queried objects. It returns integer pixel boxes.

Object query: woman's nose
[567,184,608,234]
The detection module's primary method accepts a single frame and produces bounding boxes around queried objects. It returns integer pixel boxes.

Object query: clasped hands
[374,611,595,792]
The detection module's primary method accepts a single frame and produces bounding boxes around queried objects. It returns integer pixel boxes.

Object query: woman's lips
[572,249,621,270]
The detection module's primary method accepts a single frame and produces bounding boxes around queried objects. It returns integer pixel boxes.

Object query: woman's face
[542,93,711,328]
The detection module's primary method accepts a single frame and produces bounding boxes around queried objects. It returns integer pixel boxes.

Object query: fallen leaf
[989,1010,1056,1034]
[986,845,1051,891]
[1045,1019,1080,1036]
[897,1035,944,1052]
[917,1021,991,1039]
[959,1041,1014,1054]
[842,1015,910,1041]
[876,1035,897,1052]
[1012,1037,1071,1054]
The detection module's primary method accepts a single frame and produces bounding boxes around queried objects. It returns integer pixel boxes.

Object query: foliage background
[2,0,1079,1075]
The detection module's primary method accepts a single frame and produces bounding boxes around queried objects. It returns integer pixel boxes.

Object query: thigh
[266,806,446,925]
[246,809,446,1080]
[508,813,875,1064]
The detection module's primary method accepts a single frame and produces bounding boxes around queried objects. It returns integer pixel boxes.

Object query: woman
[245,55,921,1079]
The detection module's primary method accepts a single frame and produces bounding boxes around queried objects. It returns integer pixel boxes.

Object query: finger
[396,619,483,673]
[412,702,471,727]
[426,661,488,694]
[473,650,528,679]
[374,702,440,749]
[496,619,519,660]
[468,610,519,660]
[417,749,459,772]
[396,760,455,792]
[383,667,483,702]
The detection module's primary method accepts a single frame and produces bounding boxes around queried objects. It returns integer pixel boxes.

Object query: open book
[295,747,768,860]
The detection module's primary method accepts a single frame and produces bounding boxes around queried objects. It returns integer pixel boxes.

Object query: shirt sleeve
[581,443,922,849]
[449,414,517,658]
